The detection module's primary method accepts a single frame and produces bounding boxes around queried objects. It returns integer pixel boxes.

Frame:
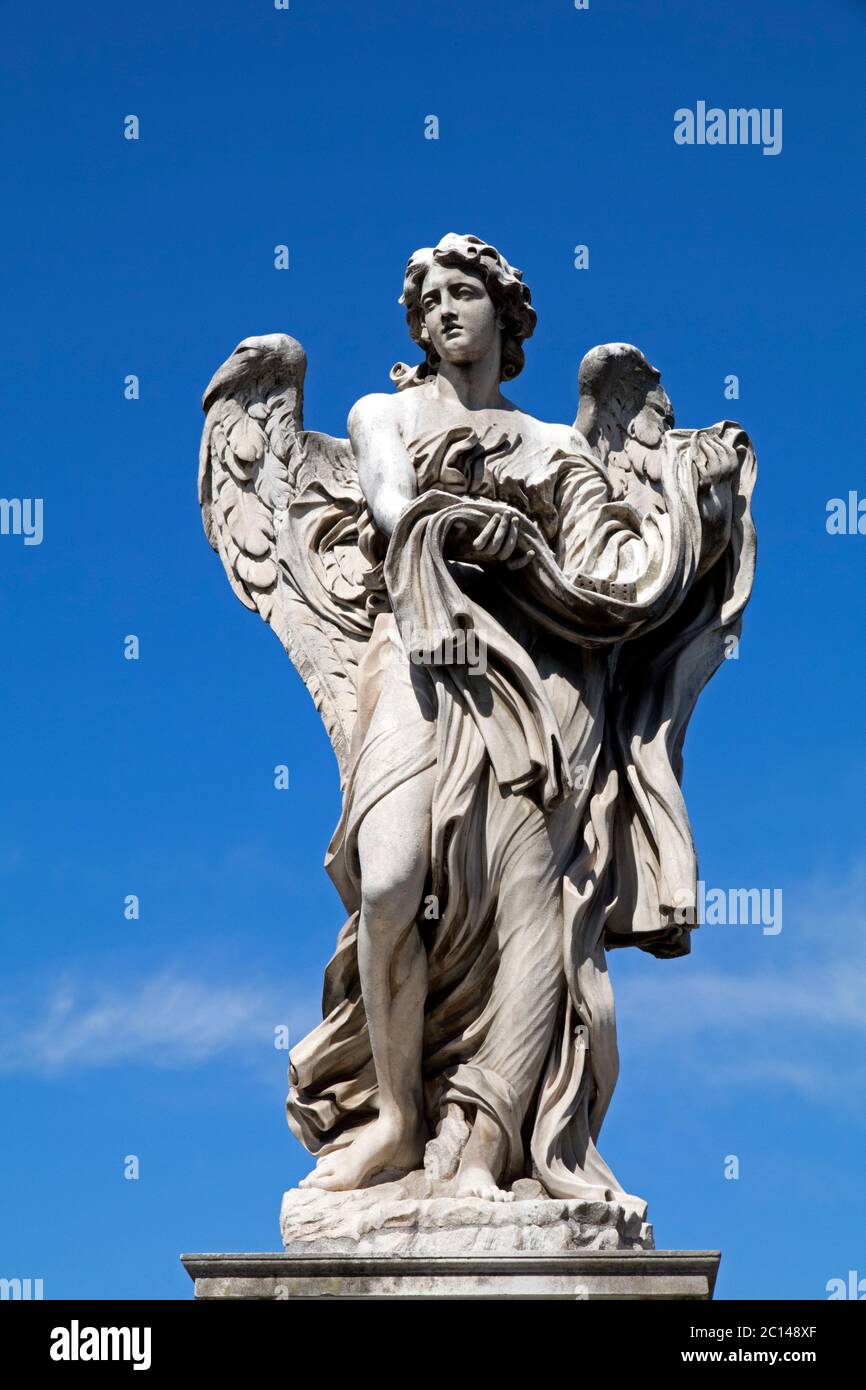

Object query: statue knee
[360,870,421,935]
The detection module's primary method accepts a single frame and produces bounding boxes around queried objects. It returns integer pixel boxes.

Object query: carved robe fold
[287,419,756,1205]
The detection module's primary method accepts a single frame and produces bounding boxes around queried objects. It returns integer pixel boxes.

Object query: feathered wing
[574,341,675,514]
[199,334,373,786]
[531,343,757,1203]
[573,340,757,954]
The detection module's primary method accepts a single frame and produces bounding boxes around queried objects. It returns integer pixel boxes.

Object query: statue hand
[468,505,530,564]
[690,430,739,488]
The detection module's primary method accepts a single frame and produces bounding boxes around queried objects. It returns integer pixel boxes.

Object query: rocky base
[279,1171,653,1255]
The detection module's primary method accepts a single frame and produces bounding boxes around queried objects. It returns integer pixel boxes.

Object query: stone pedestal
[181,1249,719,1299]
[183,1175,718,1298]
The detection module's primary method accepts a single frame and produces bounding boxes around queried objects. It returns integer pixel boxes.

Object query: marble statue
[199,233,756,1246]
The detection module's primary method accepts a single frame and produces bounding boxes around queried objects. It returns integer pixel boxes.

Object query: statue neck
[433,354,506,411]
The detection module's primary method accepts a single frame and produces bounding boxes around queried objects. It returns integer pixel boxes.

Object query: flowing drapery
[287,423,756,1204]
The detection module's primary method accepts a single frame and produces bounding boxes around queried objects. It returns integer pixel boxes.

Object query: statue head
[393,233,537,390]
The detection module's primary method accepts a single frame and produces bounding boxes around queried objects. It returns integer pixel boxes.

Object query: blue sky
[1,0,865,1300]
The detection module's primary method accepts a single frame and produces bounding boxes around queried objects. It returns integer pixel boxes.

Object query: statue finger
[490,514,511,552]
[473,515,499,551]
[499,518,520,561]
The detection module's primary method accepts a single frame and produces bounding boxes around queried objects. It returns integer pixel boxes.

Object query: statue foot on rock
[298,1115,424,1192]
[450,1164,514,1202]
[450,1110,514,1202]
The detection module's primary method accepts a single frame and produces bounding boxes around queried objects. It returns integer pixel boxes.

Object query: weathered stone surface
[182,1250,719,1301]
[199,232,757,1237]
[279,1172,653,1255]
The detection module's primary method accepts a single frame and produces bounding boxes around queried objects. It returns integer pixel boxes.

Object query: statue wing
[199,333,373,786]
[573,340,757,957]
[574,339,756,599]
[574,341,676,515]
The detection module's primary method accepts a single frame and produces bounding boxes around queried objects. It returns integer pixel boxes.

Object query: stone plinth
[181,1250,720,1300]
[183,1174,718,1298]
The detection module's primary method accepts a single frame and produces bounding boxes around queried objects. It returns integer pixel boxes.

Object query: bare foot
[299,1116,423,1192]
[450,1109,512,1201]
[451,1162,514,1202]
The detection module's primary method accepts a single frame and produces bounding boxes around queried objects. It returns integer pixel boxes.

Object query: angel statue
[199,233,756,1217]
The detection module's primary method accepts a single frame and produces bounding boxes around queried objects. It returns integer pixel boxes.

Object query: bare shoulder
[348,389,429,443]
[501,401,584,452]
[545,419,586,452]
[347,391,400,434]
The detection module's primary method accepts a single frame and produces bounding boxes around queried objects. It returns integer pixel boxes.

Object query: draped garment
[287,417,756,1204]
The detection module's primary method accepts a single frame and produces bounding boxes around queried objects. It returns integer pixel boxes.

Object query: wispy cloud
[616,865,866,1102]
[0,970,320,1076]
[620,957,866,1041]
[3,868,865,1103]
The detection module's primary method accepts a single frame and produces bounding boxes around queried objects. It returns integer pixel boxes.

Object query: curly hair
[391,232,537,389]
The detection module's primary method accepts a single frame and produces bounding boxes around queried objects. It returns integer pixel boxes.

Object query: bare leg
[300,761,436,1191]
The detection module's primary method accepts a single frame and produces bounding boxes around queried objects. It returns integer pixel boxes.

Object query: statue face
[418,262,500,367]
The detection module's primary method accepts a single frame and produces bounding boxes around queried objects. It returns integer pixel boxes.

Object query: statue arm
[350,396,525,565]
[349,393,417,539]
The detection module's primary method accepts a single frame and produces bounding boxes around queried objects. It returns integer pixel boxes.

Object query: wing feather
[199,334,372,785]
